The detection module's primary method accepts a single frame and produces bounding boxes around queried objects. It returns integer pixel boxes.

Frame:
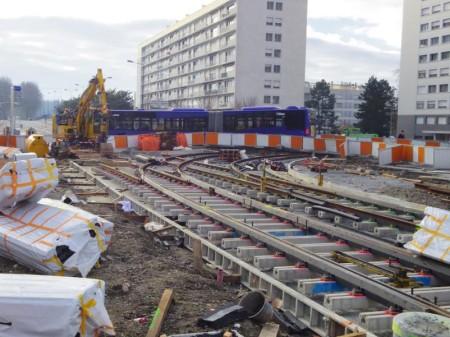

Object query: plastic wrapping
[0,158,59,208]
[0,199,113,277]
[0,274,115,337]
[0,146,21,159]
[405,207,450,263]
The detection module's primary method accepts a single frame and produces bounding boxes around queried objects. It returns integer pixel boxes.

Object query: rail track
[70,152,450,337]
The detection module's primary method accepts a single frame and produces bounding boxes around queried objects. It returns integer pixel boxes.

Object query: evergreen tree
[355,76,396,137]
[305,80,337,134]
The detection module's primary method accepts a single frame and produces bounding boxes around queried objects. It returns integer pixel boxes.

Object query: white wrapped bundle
[0,274,115,337]
[38,198,114,248]
[405,207,450,263]
[0,146,21,159]
[0,200,113,277]
[0,158,58,208]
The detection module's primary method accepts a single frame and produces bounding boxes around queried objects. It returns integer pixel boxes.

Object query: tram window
[284,110,305,130]
[133,120,140,130]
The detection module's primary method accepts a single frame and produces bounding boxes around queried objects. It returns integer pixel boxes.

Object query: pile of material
[405,207,450,263]
[0,274,115,337]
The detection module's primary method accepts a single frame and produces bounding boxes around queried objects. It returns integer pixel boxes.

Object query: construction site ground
[1,153,449,337]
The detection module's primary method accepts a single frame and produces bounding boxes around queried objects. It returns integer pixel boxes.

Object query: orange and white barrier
[0,198,113,277]
[0,274,115,337]
[0,158,58,208]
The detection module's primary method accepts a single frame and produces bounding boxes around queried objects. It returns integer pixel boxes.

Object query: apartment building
[136,0,307,110]
[305,81,363,128]
[398,0,450,141]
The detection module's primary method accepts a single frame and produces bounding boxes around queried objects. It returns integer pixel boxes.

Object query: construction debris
[0,274,114,337]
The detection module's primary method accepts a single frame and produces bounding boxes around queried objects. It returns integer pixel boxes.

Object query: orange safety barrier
[244,134,257,147]
[418,146,425,163]
[336,139,346,158]
[176,133,188,147]
[141,135,160,151]
[268,135,281,148]
[137,134,152,150]
[313,138,326,152]
[0,136,17,147]
[360,142,372,156]
[403,145,413,162]
[425,141,440,147]
[205,132,219,145]
[191,132,205,146]
[291,136,303,149]
[379,143,387,150]
[372,137,384,143]
[396,139,412,145]
[114,135,128,149]
[321,135,346,140]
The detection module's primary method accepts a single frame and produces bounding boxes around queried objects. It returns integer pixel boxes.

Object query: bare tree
[234,96,259,110]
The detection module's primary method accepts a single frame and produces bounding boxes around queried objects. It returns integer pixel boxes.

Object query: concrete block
[318,210,336,220]
[266,195,280,204]
[298,278,348,295]
[246,190,258,198]
[334,216,354,226]
[254,255,290,271]
[197,224,224,236]
[324,292,383,312]
[251,223,293,231]
[187,219,212,229]
[277,199,296,206]
[304,206,318,216]
[222,182,232,188]
[273,266,315,282]
[257,192,269,200]
[237,246,271,259]
[373,227,400,237]
[265,228,306,237]
[396,233,414,245]
[353,220,378,231]
[208,230,238,241]
[282,235,328,244]
[178,213,202,223]
[231,185,241,192]
[289,202,309,212]
[221,237,253,250]
[296,242,351,253]
[360,311,395,334]
[238,187,248,194]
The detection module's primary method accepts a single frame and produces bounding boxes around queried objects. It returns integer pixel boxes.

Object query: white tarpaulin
[0,146,21,159]
[0,158,59,208]
[0,274,115,337]
[405,207,450,263]
[0,200,113,277]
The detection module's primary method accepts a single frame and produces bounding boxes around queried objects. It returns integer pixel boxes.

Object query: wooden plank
[192,238,203,272]
[337,332,366,337]
[146,289,174,337]
[258,323,280,337]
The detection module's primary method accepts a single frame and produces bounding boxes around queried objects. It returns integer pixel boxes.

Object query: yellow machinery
[331,251,423,288]
[52,69,109,145]
[24,134,49,157]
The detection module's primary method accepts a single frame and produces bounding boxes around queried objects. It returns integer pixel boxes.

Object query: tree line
[306,76,397,137]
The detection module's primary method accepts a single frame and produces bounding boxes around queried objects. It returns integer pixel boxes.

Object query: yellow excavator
[51,69,110,157]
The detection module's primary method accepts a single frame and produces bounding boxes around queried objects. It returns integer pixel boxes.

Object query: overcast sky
[0,0,403,101]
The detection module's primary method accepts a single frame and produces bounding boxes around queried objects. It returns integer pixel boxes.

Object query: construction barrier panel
[290,136,303,150]
[433,147,450,169]
[325,139,338,153]
[0,274,115,337]
[114,135,128,149]
[127,135,138,149]
[280,135,293,149]
[231,134,245,147]
[244,134,257,147]
[218,133,232,147]
[190,132,204,146]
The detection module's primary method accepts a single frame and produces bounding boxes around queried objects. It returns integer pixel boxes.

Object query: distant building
[398,0,450,141]
[305,81,363,129]
[135,0,308,110]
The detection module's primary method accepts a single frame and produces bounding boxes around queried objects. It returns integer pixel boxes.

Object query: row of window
[266,33,282,42]
[267,1,283,11]
[264,80,280,89]
[420,18,450,31]
[421,2,450,16]
[416,99,449,109]
[265,64,281,73]
[418,51,450,62]
[266,17,282,26]
[263,95,280,104]
[417,84,449,93]
[265,48,281,57]
[418,67,449,78]
[419,34,450,47]
[416,115,450,125]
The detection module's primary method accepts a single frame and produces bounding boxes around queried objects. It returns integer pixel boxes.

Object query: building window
[440,84,449,92]
[336,102,343,108]
[432,4,441,13]
[420,39,428,47]
[427,116,436,124]
[443,34,450,43]
[273,65,281,73]
[427,101,436,109]
[440,67,449,76]
[430,37,439,45]
[265,49,273,57]
[419,54,427,63]
[445,2,450,11]
[272,96,280,104]
[438,116,448,124]
[421,23,429,31]
[275,2,283,10]
[274,49,281,57]
[438,100,448,109]
[264,95,271,103]
[429,68,438,77]
[418,70,427,78]
[264,80,271,88]
[441,51,450,60]
[417,101,425,109]
[266,33,273,41]
[416,116,425,124]
[431,21,440,29]
[266,17,274,26]
[429,85,437,93]
[443,18,450,27]
[430,53,439,61]
[275,18,282,26]
[274,34,282,42]
[273,80,280,89]
[267,1,274,10]
[422,7,430,15]
[418,85,427,94]
[265,64,272,72]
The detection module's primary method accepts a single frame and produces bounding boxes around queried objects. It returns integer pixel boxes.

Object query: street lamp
[127,60,142,65]
[127,60,144,108]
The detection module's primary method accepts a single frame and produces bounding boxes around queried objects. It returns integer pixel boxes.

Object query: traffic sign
[13,85,21,92]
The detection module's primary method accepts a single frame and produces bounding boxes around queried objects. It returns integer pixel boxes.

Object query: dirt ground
[0,155,449,337]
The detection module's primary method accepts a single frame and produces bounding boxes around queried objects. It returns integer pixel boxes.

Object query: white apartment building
[398,0,450,141]
[136,0,307,110]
